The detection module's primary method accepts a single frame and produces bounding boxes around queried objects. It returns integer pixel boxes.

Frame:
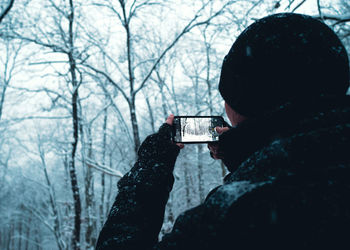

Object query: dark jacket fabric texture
[96,96,350,250]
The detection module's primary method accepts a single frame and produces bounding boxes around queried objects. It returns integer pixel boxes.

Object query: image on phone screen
[173,116,224,143]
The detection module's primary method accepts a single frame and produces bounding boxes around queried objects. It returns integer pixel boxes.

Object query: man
[96,13,350,249]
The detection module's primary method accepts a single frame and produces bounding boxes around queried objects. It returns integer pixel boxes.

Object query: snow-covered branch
[85,158,123,178]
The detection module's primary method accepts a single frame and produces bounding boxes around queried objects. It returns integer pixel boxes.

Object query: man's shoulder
[162,173,350,249]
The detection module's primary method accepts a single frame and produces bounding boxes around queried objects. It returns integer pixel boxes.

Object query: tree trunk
[120,0,140,154]
[105,151,114,217]
[6,225,11,250]
[68,73,82,250]
[184,162,192,207]
[24,216,31,250]
[68,0,82,248]
[156,71,170,118]
[41,149,64,250]
[197,144,205,202]
[34,227,41,250]
[0,80,8,120]
[18,219,22,250]
[171,79,179,115]
[204,32,213,116]
[129,97,140,153]
[100,108,108,226]
[145,96,155,133]
[10,223,14,250]
[85,126,95,249]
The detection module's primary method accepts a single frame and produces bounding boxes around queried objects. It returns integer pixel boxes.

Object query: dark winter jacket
[96,96,350,250]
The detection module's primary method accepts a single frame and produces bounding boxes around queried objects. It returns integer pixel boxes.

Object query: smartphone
[172,116,225,143]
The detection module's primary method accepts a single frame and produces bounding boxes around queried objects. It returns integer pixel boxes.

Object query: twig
[314,14,350,24]
[291,0,307,12]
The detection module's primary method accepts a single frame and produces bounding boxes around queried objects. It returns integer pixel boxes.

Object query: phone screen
[173,116,224,143]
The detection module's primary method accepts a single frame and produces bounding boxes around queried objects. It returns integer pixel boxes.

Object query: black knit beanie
[219,13,349,117]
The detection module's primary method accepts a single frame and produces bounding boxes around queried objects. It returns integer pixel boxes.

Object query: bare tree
[7,0,84,247]
[67,1,82,248]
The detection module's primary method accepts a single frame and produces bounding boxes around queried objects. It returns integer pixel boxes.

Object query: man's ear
[225,102,247,127]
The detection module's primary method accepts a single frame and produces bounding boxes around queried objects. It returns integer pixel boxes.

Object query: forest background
[1,0,350,249]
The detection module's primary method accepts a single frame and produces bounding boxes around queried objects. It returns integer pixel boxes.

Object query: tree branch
[84,69,134,144]
[85,158,123,177]
[23,204,55,235]
[0,0,15,23]
[314,14,350,24]
[129,0,161,20]
[7,32,67,53]
[48,0,68,18]
[291,0,307,12]
[83,63,130,104]
[317,0,324,21]
[134,1,231,95]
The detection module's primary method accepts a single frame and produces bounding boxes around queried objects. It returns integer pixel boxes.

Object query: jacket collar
[219,96,350,175]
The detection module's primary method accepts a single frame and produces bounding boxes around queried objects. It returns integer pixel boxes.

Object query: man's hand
[166,114,184,149]
[208,126,230,159]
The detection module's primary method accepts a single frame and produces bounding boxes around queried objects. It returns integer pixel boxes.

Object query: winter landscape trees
[0,0,349,249]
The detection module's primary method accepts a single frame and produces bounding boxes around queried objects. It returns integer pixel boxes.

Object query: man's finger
[166,114,175,125]
[176,143,184,149]
[208,143,218,151]
[210,151,219,160]
[215,126,230,134]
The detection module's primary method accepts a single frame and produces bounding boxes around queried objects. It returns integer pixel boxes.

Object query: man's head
[219,13,349,118]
